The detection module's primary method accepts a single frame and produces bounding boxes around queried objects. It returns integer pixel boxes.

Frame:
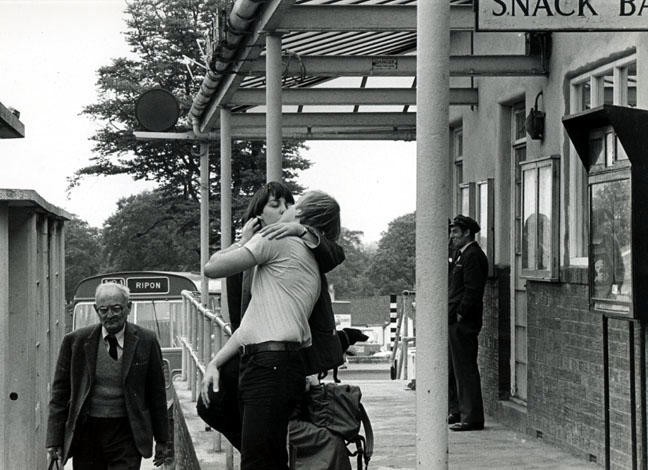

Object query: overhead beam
[245,54,546,77]
[133,128,415,141]
[229,87,478,106]
[270,5,474,32]
[231,112,415,128]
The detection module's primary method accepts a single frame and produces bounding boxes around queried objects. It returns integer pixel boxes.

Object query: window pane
[455,129,463,158]
[538,166,552,271]
[515,110,526,140]
[73,303,96,330]
[515,146,526,164]
[591,180,632,302]
[628,62,637,107]
[581,82,591,110]
[135,301,173,347]
[522,169,537,269]
[479,183,488,250]
[461,186,470,216]
[603,73,614,105]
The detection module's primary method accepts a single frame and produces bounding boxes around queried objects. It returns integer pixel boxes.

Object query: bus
[72,271,221,373]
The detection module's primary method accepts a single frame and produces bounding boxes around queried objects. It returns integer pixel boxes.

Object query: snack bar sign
[476,0,648,31]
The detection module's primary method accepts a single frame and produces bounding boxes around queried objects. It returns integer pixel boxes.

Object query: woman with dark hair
[201,190,342,470]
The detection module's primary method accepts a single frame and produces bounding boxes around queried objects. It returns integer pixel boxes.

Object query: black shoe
[447,413,461,424]
[449,422,484,432]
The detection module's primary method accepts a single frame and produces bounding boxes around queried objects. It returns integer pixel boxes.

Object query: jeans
[238,349,305,470]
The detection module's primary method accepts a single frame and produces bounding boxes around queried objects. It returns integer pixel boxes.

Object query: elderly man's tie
[107,335,118,360]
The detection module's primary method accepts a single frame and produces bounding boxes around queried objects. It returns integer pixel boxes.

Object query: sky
[0,0,416,244]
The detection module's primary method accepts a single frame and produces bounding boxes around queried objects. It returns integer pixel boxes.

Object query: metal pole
[200,142,210,308]
[220,107,232,250]
[416,1,450,469]
[266,33,283,182]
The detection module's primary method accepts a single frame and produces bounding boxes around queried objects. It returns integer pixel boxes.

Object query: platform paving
[160,374,600,470]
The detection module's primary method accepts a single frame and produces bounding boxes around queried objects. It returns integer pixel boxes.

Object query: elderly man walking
[46,283,169,469]
[447,215,489,432]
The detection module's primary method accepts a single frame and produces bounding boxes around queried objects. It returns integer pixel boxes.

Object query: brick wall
[479,265,510,413]
[524,268,644,470]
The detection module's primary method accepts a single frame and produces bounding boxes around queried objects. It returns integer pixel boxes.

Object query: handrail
[182,288,232,336]
[178,289,235,468]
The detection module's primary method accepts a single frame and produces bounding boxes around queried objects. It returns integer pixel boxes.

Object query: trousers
[448,322,484,425]
[238,349,305,470]
[71,416,142,470]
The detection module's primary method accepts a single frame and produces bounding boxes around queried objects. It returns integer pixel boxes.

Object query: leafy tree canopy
[65,217,104,302]
[73,0,311,239]
[327,228,376,299]
[367,212,415,295]
[102,189,201,271]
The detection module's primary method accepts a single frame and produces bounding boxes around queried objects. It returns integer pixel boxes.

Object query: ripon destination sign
[476,0,648,31]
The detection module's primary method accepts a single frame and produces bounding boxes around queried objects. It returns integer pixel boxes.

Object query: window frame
[567,55,636,266]
[520,155,560,281]
[459,182,475,218]
[476,178,495,277]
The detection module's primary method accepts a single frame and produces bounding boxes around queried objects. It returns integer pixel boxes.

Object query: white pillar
[416,2,450,469]
[220,107,232,249]
[266,33,283,182]
[199,142,210,307]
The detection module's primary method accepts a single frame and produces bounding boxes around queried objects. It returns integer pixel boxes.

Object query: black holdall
[304,383,374,470]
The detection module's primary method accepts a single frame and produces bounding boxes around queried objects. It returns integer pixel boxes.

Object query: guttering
[189,0,268,130]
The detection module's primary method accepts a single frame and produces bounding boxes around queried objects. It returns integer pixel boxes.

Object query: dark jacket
[448,242,489,330]
[46,322,169,463]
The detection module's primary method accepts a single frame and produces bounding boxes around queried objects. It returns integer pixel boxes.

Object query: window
[568,55,636,265]
[452,127,464,214]
[476,179,494,276]
[520,155,560,280]
[459,182,475,217]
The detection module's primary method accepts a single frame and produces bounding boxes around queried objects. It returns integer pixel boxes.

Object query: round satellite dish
[135,88,180,132]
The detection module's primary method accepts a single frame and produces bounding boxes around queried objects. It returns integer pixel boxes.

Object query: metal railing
[389,290,416,380]
[179,290,235,469]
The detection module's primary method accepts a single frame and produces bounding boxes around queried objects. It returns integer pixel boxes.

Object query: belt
[239,341,302,356]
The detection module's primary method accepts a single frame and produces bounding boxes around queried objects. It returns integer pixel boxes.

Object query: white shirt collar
[102,324,126,348]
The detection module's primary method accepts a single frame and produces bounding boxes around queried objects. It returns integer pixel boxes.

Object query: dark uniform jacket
[46,322,169,463]
[448,242,489,330]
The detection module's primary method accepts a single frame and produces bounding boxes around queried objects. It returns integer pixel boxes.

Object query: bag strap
[360,403,374,464]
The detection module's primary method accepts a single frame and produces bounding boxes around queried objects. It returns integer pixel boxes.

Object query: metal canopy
[189,0,548,139]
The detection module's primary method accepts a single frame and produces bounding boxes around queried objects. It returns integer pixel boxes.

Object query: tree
[327,228,375,299]
[102,190,201,272]
[65,217,104,302]
[72,0,311,243]
[367,212,415,295]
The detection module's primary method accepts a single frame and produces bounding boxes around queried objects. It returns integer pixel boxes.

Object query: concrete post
[266,33,283,182]
[416,2,450,469]
[200,142,210,308]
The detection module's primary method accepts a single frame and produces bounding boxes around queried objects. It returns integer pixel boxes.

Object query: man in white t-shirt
[202,190,341,470]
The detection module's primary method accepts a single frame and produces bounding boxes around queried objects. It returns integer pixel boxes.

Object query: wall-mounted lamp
[526,91,545,141]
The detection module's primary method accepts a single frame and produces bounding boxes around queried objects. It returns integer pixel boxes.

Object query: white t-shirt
[235,233,320,346]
